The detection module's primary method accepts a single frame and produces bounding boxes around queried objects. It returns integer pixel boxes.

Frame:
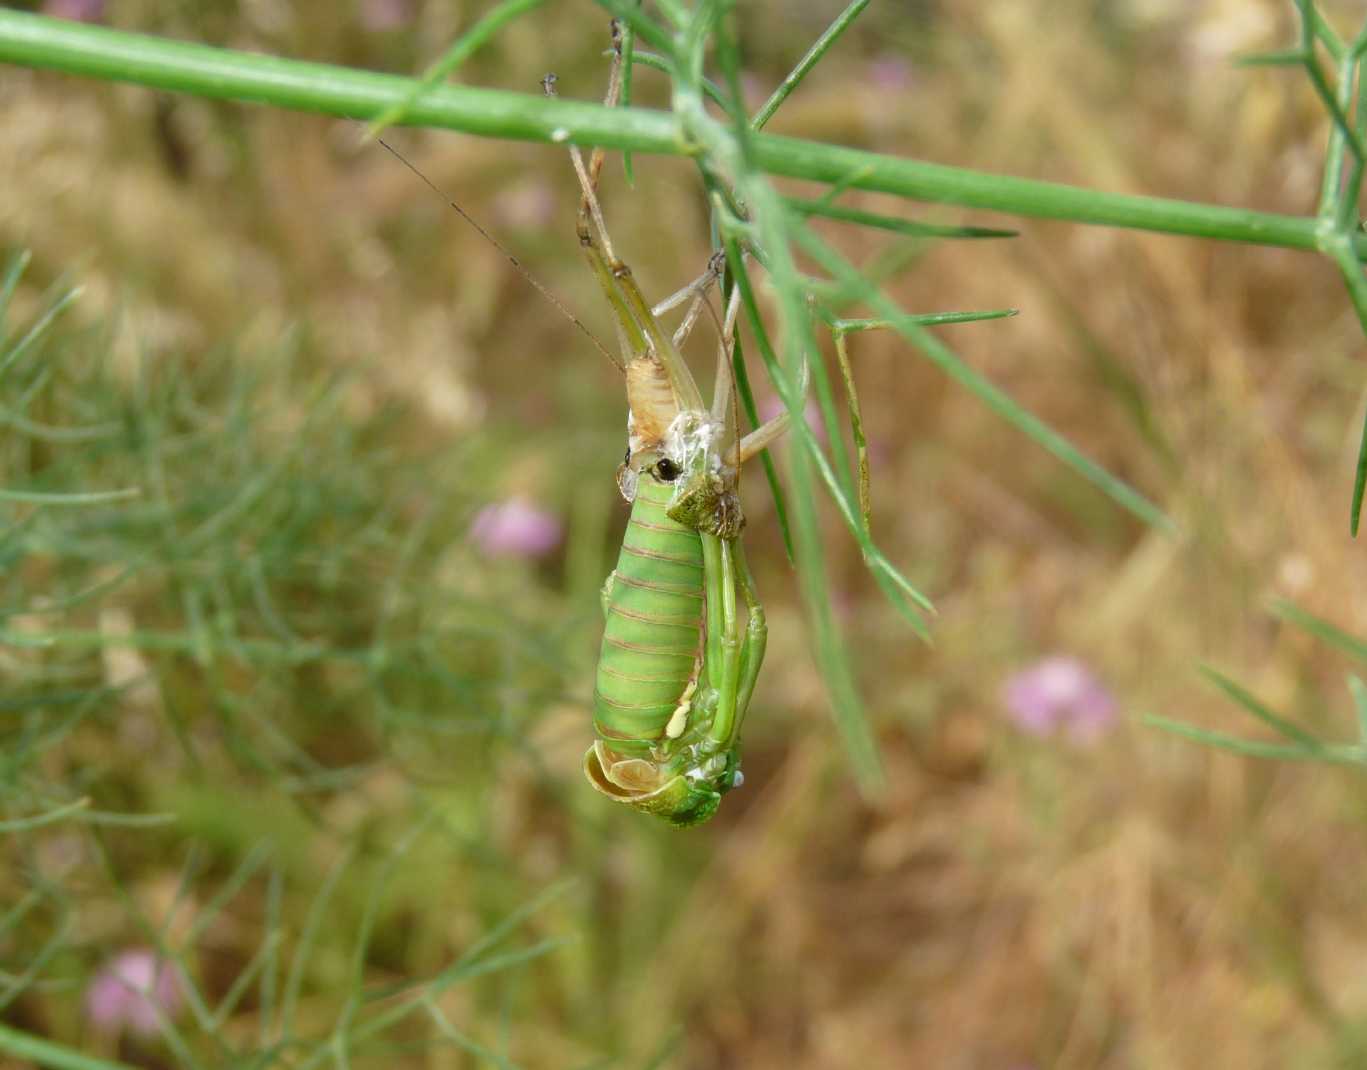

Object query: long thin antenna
[376,136,621,370]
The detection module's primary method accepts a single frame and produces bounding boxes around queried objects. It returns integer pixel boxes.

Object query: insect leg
[699,533,726,697]
[702,534,745,752]
[660,253,726,351]
[732,540,767,724]
[737,353,809,463]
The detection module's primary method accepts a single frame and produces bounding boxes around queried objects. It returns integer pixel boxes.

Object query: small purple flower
[470,499,562,559]
[867,55,914,93]
[1002,656,1117,744]
[85,949,184,1037]
[360,0,416,32]
[42,0,106,21]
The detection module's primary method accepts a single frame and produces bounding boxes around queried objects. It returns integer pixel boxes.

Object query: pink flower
[867,55,914,93]
[85,949,184,1037]
[1002,656,1118,744]
[360,0,416,31]
[470,499,562,558]
[42,0,106,21]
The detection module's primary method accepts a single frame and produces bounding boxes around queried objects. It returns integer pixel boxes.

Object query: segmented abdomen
[594,475,703,756]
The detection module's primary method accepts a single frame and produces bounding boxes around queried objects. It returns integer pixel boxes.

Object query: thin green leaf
[833,332,871,527]
[0,250,31,327]
[209,930,283,1030]
[831,309,1019,332]
[0,406,120,442]
[785,196,1017,239]
[792,221,1174,532]
[630,50,728,111]
[365,877,576,1004]
[1232,49,1308,67]
[0,1021,142,1070]
[1197,664,1323,748]
[721,222,933,628]
[365,0,547,139]
[1295,40,1365,166]
[729,319,795,562]
[0,285,79,382]
[1271,599,1367,663]
[421,998,519,1070]
[1144,715,1358,762]
[280,847,355,1039]
[1323,238,1367,533]
[1349,674,1367,742]
[1295,0,1347,59]
[184,843,274,946]
[0,797,90,832]
[752,0,871,130]
[1352,397,1367,537]
[78,809,178,827]
[0,486,140,505]
[720,229,890,795]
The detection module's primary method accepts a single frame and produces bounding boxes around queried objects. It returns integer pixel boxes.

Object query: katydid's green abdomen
[594,475,703,756]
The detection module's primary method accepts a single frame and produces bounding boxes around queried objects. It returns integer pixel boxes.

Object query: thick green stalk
[1,10,1363,257]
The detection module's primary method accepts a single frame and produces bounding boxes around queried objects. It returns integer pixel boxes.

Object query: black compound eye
[654,457,681,482]
[623,447,631,466]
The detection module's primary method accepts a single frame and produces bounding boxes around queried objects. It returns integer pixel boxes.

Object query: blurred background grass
[5,1,1367,1067]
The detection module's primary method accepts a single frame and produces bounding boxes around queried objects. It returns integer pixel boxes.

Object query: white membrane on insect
[664,411,723,474]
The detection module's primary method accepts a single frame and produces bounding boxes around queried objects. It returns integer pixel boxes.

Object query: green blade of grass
[366,0,547,139]
[1233,49,1309,68]
[0,487,140,505]
[631,49,728,110]
[0,797,90,832]
[830,309,1019,331]
[1322,238,1367,534]
[792,222,1174,532]
[785,196,1018,239]
[1143,715,1358,763]
[1296,0,1347,58]
[752,0,871,131]
[0,250,31,329]
[722,225,933,627]
[1350,675,1367,742]
[1271,599,1367,663]
[729,324,795,562]
[0,285,80,382]
[1197,664,1323,748]
[720,230,892,795]
[833,332,871,527]
[0,1022,142,1070]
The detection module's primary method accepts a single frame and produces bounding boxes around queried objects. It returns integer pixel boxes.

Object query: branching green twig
[0,10,1361,254]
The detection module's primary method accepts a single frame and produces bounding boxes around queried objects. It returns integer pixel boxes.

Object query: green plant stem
[365,0,547,137]
[0,1023,140,1070]
[1,10,1363,258]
